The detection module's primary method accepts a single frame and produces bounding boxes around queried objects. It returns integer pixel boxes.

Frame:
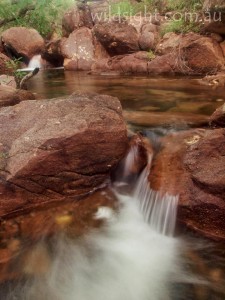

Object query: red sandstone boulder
[61,27,95,70]
[180,33,225,74]
[149,128,225,240]
[0,85,35,107]
[107,52,149,74]
[93,20,140,55]
[156,32,182,55]
[62,4,94,37]
[139,32,156,51]
[93,31,224,75]
[147,53,179,75]
[0,92,128,217]
[155,33,224,75]
[1,27,45,61]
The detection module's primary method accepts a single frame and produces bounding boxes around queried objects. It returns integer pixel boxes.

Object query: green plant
[147,50,156,60]
[5,57,26,87]
[0,0,74,37]
[160,18,202,36]
[165,0,203,11]
[109,0,148,17]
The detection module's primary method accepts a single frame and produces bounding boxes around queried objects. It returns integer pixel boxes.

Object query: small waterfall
[115,141,178,237]
[134,165,178,236]
[28,54,42,69]
[4,138,184,300]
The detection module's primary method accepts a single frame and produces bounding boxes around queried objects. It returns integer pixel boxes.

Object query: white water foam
[5,143,184,300]
[7,198,179,300]
[28,54,42,69]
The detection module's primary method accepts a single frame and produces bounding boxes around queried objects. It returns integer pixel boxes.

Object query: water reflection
[28,70,224,116]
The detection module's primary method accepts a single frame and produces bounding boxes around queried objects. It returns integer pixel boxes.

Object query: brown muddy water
[0,70,225,300]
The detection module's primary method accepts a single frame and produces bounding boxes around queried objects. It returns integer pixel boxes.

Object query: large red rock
[0,92,128,217]
[180,33,224,74]
[156,32,182,55]
[149,128,225,240]
[62,4,94,37]
[93,20,140,55]
[1,27,45,61]
[0,85,35,108]
[155,33,225,75]
[61,27,95,70]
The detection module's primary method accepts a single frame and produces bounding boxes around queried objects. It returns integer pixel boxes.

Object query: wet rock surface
[149,128,225,240]
[0,92,128,217]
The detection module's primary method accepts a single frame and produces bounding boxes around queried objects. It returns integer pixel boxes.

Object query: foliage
[110,0,146,16]
[5,57,26,87]
[0,0,74,37]
[165,0,203,11]
[160,18,202,36]
[147,50,156,60]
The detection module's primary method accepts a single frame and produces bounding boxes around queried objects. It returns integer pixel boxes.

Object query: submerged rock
[123,110,208,128]
[0,92,128,217]
[149,128,225,240]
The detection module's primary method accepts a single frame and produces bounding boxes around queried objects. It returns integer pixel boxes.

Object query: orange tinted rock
[1,27,44,61]
[149,128,225,240]
[0,93,128,217]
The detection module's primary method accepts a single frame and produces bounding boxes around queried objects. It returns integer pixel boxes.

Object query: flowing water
[1,147,183,300]
[28,55,42,70]
[1,71,225,299]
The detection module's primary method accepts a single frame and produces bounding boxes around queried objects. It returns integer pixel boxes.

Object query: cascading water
[28,55,42,69]
[4,141,186,300]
